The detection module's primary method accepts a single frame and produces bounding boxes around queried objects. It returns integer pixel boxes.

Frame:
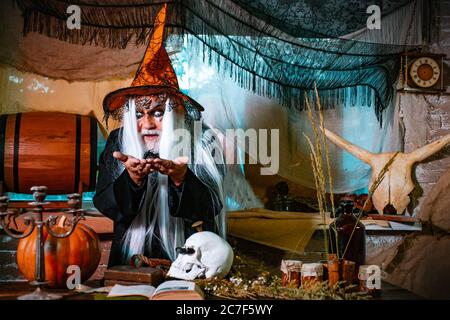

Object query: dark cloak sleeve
[168,167,224,234]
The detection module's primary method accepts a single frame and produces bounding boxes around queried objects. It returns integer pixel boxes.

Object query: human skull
[167,231,234,280]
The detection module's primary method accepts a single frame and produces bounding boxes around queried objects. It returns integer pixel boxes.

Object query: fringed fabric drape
[231,0,414,38]
[14,0,419,123]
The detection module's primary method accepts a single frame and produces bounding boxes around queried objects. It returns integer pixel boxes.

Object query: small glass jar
[281,260,302,288]
[358,265,382,297]
[326,258,355,287]
[326,258,340,287]
[301,263,323,289]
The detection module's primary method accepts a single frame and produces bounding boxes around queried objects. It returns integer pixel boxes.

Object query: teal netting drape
[232,0,414,38]
[15,0,417,123]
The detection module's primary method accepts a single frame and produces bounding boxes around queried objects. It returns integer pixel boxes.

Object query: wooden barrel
[0,112,98,194]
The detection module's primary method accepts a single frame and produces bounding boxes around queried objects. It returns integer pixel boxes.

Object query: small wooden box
[103,266,165,286]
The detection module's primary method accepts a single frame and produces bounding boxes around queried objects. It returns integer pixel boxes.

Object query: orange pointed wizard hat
[103,4,203,121]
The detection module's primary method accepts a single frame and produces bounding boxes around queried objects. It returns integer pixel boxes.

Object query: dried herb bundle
[195,254,371,300]
[303,85,337,258]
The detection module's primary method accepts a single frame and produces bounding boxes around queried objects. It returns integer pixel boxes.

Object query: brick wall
[0,234,26,282]
[401,93,450,215]
[90,237,112,281]
[400,0,450,215]
[436,1,450,46]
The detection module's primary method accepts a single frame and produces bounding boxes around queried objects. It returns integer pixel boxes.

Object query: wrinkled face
[133,94,167,153]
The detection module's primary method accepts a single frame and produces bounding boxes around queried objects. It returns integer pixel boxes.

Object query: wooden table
[0,280,421,300]
[0,225,422,300]
[0,279,111,300]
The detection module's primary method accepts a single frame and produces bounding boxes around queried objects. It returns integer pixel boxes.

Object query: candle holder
[0,186,85,300]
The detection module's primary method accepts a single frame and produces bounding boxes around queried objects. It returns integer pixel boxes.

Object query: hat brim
[103,85,205,115]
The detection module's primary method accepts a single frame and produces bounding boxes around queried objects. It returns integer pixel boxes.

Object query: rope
[130,254,172,272]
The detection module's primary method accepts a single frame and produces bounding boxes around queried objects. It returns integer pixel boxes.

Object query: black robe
[93,128,222,267]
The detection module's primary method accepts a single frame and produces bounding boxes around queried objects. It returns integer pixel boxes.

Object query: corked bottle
[328,200,366,280]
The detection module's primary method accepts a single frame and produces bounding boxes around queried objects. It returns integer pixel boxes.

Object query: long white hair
[119,97,226,262]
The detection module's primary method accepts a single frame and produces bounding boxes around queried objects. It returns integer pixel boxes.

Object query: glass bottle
[328,200,366,278]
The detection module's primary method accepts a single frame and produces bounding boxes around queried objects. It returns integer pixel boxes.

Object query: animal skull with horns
[323,128,450,215]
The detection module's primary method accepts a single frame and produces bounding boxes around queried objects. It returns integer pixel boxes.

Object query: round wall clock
[409,57,441,88]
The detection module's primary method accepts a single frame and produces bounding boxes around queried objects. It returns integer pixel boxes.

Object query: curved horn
[323,128,374,164]
[408,133,450,163]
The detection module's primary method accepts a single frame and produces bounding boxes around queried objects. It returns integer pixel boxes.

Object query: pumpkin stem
[57,215,67,228]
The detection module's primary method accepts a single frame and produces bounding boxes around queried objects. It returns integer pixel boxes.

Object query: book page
[153,280,195,296]
[107,284,156,299]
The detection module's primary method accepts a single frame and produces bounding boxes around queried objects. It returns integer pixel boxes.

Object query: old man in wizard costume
[94,5,226,267]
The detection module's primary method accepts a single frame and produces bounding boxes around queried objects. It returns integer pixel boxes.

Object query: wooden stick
[366,214,419,223]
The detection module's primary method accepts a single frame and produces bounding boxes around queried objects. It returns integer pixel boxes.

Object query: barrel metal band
[74,115,81,193]
[13,113,22,193]
[89,117,97,190]
[0,115,6,184]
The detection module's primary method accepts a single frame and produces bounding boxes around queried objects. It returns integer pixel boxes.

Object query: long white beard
[141,128,161,156]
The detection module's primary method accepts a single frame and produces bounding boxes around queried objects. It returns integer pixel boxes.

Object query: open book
[107,280,204,300]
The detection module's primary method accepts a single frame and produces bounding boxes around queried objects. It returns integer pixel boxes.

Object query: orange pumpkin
[16,217,101,288]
